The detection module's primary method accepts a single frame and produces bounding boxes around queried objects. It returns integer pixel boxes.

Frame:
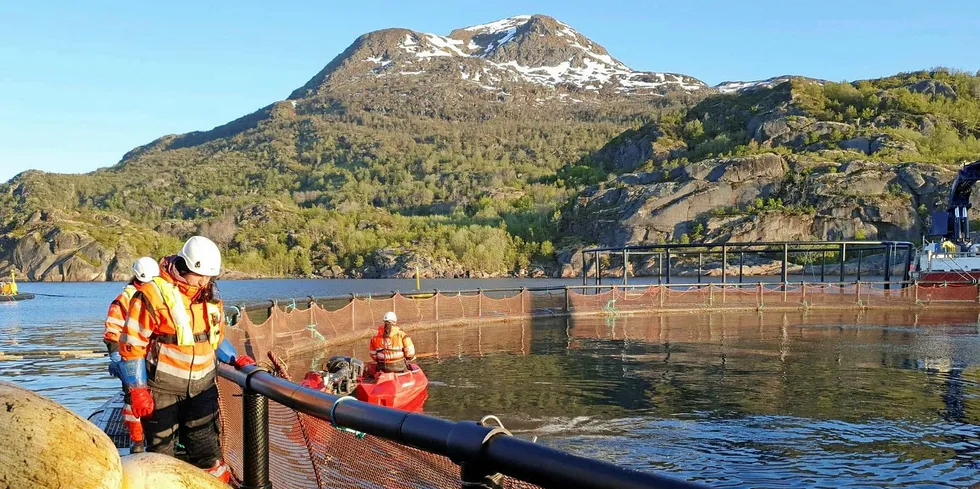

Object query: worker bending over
[118,236,254,483]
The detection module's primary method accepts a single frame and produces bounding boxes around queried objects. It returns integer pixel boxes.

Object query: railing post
[857,250,863,281]
[350,293,356,331]
[581,250,587,286]
[435,290,440,321]
[665,249,671,284]
[564,286,569,313]
[242,377,272,489]
[521,287,527,316]
[904,244,915,283]
[722,246,728,284]
[840,243,846,283]
[658,251,663,285]
[623,249,629,286]
[856,281,861,305]
[758,282,764,308]
[708,283,714,306]
[660,284,665,308]
[821,250,826,282]
[478,289,483,318]
[595,252,601,290]
[739,252,744,283]
[697,252,703,284]
[781,243,789,288]
[883,243,892,290]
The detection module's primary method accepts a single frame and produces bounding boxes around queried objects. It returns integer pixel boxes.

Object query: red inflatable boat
[302,356,429,412]
[355,364,429,411]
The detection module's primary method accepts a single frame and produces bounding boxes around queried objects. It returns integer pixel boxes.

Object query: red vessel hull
[354,368,429,412]
[918,272,980,285]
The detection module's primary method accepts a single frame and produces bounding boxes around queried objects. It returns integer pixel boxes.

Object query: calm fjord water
[3,279,980,487]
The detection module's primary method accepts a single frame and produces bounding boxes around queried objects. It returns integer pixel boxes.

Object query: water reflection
[298,309,980,487]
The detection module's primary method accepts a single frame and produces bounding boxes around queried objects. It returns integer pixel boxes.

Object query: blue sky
[2,0,978,183]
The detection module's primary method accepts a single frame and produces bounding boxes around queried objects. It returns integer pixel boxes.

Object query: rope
[306,324,326,342]
[266,352,326,488]
[226,305,241,326]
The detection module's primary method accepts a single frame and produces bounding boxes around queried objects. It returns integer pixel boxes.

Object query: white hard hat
[132,257,160,283]
[383,312,397,322]
[178,236,222,277]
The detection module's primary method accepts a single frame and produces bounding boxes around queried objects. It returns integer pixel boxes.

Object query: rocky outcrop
[908,80,958,100]
[567,153,955,248]
[593,124,687,172]
[0,228,126,282]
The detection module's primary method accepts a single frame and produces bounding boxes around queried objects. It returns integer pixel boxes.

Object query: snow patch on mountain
[293,15,708,97]
[714,76,820,94]
[462,15,532,33]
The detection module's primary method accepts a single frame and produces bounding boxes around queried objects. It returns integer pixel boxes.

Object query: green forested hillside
[2,28,978,284]
[568,68,980,249]
[0,86,696,278]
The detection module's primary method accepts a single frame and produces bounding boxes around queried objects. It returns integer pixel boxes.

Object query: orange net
[218,283,980,488]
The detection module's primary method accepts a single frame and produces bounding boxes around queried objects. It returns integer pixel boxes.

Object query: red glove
[233,355,256,368]
[130,387,154,418]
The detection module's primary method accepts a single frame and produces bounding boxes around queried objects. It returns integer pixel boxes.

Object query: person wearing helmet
[369,312,417,373]
[117,236,254,483]
[104,256,160,453]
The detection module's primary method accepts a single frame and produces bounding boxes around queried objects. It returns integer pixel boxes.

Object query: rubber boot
[130,440,145,453]
[206,460,232,484]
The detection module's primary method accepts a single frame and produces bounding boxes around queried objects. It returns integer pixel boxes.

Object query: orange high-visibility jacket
[119,263,224,395]
[104,284,138,345]
[369,325,416,369]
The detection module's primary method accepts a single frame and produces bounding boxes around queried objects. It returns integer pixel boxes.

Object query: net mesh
[218,283,980,488]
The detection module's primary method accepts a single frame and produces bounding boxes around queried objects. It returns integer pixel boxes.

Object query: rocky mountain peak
[289,14,706,100]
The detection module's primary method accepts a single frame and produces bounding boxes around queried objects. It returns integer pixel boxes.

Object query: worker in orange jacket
[118,236,254,483]
[369,312,416,373]
[105,256,160,453]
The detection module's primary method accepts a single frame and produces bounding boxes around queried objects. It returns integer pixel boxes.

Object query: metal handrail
[582,240,914,253]
[219,364,708,489]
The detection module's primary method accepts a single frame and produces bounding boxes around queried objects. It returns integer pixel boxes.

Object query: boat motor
[321,356,365,396]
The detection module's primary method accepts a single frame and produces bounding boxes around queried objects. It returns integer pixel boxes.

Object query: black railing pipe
[483,435,700,489]
[222,364,708,489]
[242,374,272,489]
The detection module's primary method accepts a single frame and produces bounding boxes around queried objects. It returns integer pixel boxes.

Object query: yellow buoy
[0,380,122,489]
[121,452,231,488]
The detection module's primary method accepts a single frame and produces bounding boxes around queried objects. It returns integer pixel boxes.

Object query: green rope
[602,299,619,316]
[306,324,326,342]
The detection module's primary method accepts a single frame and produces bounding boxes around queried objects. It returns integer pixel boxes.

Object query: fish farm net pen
[217,363,709,489]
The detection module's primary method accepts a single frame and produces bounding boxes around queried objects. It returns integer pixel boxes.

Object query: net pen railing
[228,282,980,361]
[218,279,980,489]
[217,363,708,489]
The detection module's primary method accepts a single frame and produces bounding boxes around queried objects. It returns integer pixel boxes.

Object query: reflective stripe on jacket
[104,284,138,343]
[369,325,415,370]
[119,263,224,396]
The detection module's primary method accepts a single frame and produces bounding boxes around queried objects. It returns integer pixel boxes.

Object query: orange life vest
[119,265,224,395]
[369,325,416,372]
[104,284,138,344]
